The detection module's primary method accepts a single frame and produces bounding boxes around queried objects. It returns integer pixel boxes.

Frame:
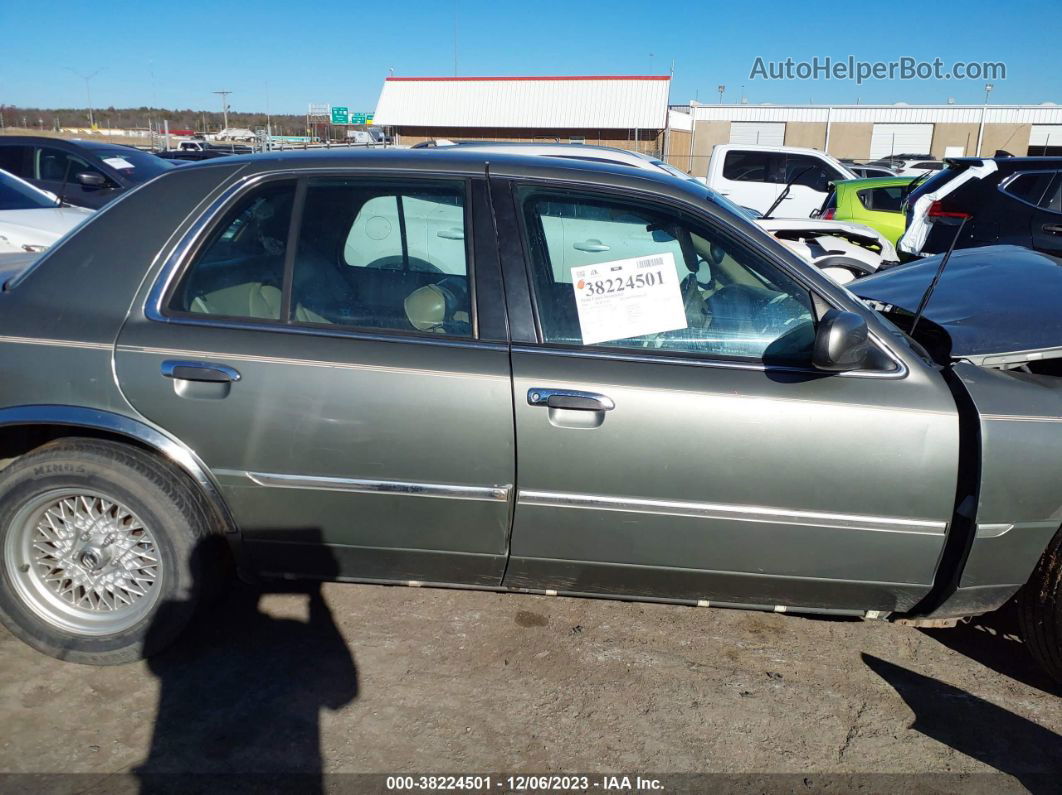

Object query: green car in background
[816,176,915,246]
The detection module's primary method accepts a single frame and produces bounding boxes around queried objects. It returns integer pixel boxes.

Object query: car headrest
[404,278,469,333]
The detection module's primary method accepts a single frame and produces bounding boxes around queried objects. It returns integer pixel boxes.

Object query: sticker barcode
[637,256,665,269]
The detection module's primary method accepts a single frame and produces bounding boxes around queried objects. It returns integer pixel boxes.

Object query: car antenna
[908,213,970,339]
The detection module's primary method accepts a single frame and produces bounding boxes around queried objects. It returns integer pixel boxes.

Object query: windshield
[95,149,176,183]
[0,170,57,210]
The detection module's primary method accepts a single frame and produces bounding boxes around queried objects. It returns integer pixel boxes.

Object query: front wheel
[1017,528,1062,684]
[0,438,223,665]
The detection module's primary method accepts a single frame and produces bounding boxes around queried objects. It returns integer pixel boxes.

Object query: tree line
[0,105,312,134]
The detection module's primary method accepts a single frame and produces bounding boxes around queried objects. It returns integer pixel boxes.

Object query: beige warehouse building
[671,102,1062,175]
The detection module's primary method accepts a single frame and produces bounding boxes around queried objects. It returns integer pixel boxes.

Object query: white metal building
[373,75,671,150]
[678,103,1062,164]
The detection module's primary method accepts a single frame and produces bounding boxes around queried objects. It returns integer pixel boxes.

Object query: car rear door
[115,172,515,585]
[493,175,959,615]
[1029,172,1062,256]
[711,149,781,215]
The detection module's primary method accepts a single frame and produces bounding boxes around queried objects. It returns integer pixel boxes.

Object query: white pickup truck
[705,144,858,218]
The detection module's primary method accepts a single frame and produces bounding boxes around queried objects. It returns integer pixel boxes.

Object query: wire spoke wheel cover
[5,489,163,635]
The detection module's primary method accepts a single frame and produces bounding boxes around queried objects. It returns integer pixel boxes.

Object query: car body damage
[853,245,1062,370]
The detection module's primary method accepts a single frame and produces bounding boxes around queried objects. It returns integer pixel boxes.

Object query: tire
[0,438,225,665]
[1017,527,1062,683]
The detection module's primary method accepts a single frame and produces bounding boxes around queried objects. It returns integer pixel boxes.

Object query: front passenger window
[518,187,816,363]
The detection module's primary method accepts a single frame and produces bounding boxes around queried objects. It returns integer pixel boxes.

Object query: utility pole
[976,82,994,156]
[213,90,232,131]
[65,67,103,128]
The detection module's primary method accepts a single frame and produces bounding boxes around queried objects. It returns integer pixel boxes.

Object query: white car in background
[0,169,94,254]
[704,144,858,218]
[443,143,895,283]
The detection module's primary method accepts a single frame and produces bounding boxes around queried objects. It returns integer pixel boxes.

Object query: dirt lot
[0,580,1059,792]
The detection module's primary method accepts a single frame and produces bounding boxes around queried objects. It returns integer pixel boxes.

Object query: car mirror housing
[812,309,870,372]
[75,171,107,188]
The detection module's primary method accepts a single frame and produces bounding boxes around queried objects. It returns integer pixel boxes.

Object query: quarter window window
[518,187,815,364]
[857,186,906,213]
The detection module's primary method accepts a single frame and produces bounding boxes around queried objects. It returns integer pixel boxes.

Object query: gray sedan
[0,149,1059,682]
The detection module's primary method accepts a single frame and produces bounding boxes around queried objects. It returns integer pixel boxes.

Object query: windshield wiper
[762,166,816,219]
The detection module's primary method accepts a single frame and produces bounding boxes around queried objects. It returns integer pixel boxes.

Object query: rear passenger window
[723,151,772,182]
[291,179,471,335]
[1003,173,1055,207]
[169,180,296,320]
[1042,175,1062,213]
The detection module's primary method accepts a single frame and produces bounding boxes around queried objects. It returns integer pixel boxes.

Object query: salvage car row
[0,145,1061,688]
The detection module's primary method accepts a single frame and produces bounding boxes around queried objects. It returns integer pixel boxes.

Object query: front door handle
[573,239,610,253]
[527,388,615,411]
[1043,224,1062,235]
[161,360,241,383]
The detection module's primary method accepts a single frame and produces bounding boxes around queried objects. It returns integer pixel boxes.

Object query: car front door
[777,153,846,218]
[32,146,120,209]
[115,173,515,585]
[495,179,959,614]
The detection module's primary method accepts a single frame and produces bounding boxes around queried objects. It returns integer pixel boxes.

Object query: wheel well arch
[0,406,238,538]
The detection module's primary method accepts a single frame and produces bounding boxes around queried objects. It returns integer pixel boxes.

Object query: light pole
[65,67,103,128]
[717,85,725,103]
[213,90,232,131]
[976,82,994,156]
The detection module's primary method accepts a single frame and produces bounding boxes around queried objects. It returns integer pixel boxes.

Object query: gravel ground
[0,579,1059,792]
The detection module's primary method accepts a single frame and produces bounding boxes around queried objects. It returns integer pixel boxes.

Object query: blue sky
[1,0,1059,113]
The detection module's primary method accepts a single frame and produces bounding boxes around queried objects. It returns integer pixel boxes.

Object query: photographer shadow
[135,533,357,793]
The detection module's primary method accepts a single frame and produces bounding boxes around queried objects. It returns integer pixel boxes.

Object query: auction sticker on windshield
[571,253,688,345]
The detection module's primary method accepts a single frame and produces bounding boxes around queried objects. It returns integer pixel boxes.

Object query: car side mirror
[813,309,870,372]
[75,171,107,188]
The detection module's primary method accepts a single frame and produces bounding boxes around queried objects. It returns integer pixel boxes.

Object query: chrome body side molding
[242,471,511,502]
[518,489,947,535]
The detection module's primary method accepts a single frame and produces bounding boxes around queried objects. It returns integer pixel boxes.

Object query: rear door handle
[161,360,241,383]
[527,388,615,411]
[1043,224,1062,235]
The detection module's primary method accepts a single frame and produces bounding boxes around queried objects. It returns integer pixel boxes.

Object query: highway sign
[330,106,349,124]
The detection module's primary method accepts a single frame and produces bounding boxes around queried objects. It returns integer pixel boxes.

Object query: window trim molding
[147,169,482,344]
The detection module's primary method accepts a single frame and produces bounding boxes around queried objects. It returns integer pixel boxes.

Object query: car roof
[945,155,1062,170]
[0,135,139,152]
[188,146,690,185]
